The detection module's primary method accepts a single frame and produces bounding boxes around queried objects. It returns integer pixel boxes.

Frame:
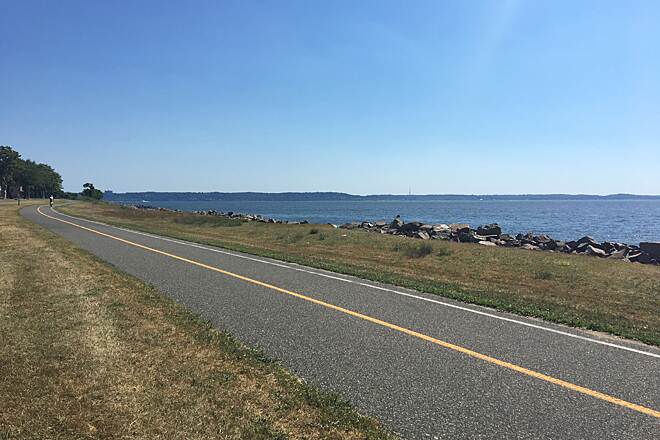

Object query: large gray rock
[584,245,607,257]
[599,242,617,254]
[534,234,552,243]
[457,231,475,243]
[629,252,657,264]
[576,236,599,247]
[487,237,504,244]
[416,231,431,240]
[608,249,628,259]
[458,231,487,243]
[538,240,558,251]
[560,244,573,253]
[640,242,660,258]
[503,239,521,247]
[575,241,595,253]
[433,224,450,232]
[400,221,422,233]
[434,232,451,240]
[476,223,502,237]
[449,223,470,233]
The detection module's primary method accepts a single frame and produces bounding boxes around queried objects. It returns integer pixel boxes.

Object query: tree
[35,163,63,198]
[13,159,63,199]
[81,182,103,200]
[0,146,64,199]
[15,159,38,198]
[0,146,20,199]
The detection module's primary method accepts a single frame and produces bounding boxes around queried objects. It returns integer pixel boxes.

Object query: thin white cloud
[470,0,523,81]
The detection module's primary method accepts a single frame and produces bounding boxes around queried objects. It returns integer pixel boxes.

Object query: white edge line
[47,205,660,359]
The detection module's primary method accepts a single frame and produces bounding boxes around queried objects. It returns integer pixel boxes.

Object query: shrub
[286,232,305,243]
[535,271,554,280]
[435,244,452,258]
[309,228,319,235]
[402,242,434,258]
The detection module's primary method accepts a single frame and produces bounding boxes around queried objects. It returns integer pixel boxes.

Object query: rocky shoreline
[132,204,310,224]
[339,216,660,265]
[128,204,659,265]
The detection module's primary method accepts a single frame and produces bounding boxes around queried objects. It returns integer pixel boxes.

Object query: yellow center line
[37,206,660,418]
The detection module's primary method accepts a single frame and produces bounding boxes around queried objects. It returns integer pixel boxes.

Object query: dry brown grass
[0,202,392,439]
[58,201,660,346]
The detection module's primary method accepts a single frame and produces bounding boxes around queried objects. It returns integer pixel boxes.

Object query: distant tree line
[0,146,106,200]
[103,191,660,202]
[0,146,63,199]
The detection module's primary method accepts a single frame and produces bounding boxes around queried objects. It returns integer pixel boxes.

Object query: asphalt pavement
[21,205,660,439]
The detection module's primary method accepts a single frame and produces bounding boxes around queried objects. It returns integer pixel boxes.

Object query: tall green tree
[15,159,39,198]
[34,163,63,198]
[81,182,103,200]
[0,146,64,199]
[0,146,20,199]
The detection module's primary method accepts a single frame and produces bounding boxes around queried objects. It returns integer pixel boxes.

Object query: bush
[309,228,319,235]
[291,233,305,243]
[535,271,553,280]
[435,243,452,258]
[401,242,434,258]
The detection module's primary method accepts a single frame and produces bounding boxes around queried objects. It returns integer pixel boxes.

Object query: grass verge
[0,201,393,439]
[57,201,660,346]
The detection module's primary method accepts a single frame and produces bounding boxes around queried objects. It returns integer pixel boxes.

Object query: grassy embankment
[58,201,660,347]
[0,200,392,439]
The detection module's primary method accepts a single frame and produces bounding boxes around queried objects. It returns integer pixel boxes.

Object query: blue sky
[1,0,659,194]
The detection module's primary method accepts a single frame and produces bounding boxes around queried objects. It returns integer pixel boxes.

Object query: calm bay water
[117,199,660,244]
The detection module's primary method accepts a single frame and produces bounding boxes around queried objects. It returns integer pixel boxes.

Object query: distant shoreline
[103,191,660,202]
